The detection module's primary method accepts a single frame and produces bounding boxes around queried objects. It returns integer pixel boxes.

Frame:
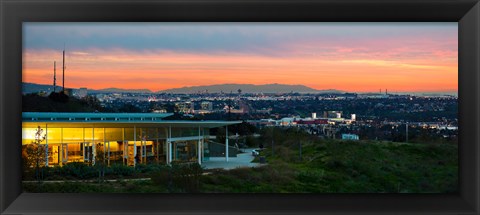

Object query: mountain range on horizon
[22,82,457,95]
[159,83,340,94]
[22,82,342,94]
[22,83,153,94]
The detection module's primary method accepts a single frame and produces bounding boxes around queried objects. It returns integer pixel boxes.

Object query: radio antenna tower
[53,61,56,92]
[62,43,66,93]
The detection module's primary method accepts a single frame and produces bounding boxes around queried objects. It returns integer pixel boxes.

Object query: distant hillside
[95,88,152,94]
[160,83,342,94]
[22,83,55,94]
[22,83,152,94]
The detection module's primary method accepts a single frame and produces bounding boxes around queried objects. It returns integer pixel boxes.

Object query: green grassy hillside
[201,134,458,193]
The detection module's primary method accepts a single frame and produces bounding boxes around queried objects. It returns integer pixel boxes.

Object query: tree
[95,143,107,182]
[22,126,47,181]
[230,122,257,136]
[82,95,103,111]
[118,103,141,113]
[48,91,69,103]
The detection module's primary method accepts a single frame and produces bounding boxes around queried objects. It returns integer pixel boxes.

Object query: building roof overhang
[23,112,173,122]
[22,112,241,128]
[22,121,242,128]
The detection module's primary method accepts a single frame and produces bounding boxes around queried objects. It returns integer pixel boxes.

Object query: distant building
[22,112,240,167]
[279,117,296,126]
[246,119,276,127]
[253,108,272,114]
[229,109,244,114]
[77,87,88,98]
[335,112,342,118]
[342,134,359,140]
[175,102,194,114]
[358,93,389,99]
[153,109,167,113]
[296,118,328,125]
[239,100,250,113]
[200,101,213,111]
[324,111,343,118]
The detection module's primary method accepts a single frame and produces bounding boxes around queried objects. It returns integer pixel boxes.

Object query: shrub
[245,136,260,147]
[109,164,135,176]
[274,145,296,162]
[297,170,325,184]
[151,163,203,193]
[171,163,203,193]
[150,165,174,191]
[57,162,97,179]
[135,163,163,173]
[23,181,115,193]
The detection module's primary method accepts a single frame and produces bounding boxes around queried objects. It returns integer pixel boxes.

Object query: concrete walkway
[202,148,264,170]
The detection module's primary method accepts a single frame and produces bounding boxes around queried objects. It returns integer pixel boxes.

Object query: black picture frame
[1,0,479,214]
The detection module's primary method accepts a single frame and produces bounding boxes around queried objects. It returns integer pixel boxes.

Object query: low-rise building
[22,112,240,167]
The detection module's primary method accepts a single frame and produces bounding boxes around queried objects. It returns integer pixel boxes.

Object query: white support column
[107,141,110,166]
[103,127,106,165]
[64,144,68,163]
[201,128,205,161]
[83,128,85,162]
[45,124,49,167]
[198,126,201,165]
[142,128,146,164]
[92,127,95,165]
[225,125,229,162]
[165,128,168,164]
[134,125,137,167]
[60,127,63,166]
[122,128,126,165]
[139,128,142,164]
[141,128,144,163]
[168,126,172,164]
[156,127,159,163]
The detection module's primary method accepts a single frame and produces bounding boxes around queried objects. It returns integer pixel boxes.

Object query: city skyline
[23,23,458,93]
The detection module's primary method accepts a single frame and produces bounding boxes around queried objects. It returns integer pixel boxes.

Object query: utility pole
[53,61,56,92]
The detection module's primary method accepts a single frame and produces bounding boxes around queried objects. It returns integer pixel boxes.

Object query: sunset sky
[23,23,458,93]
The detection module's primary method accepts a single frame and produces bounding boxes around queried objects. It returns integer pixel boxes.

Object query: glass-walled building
[22,112,240,167]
